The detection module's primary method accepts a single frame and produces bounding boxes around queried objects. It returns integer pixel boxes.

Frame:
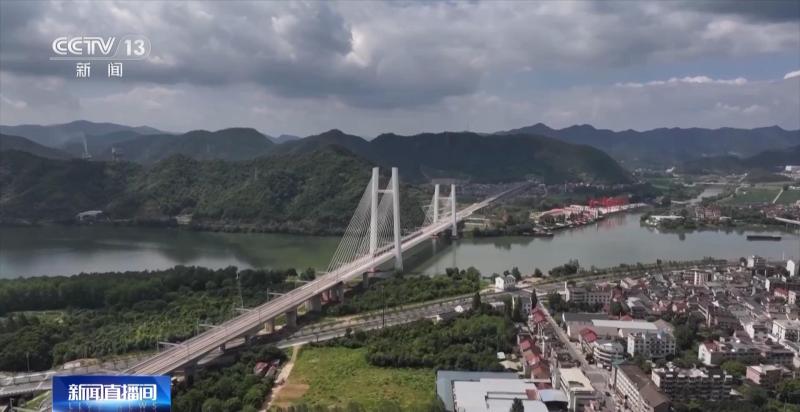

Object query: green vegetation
[328,310,516,371]
[777,189,800,205]
[277,130,632,184]
[173,344,286,412]
[721,187,781,205]
[0,266,295,371]
[720,360,746,377]
[0,147,426,234]
[277,346,439,411]
[549,260,580,277]
[327,268,482,316]
[276,310,513,410]
[502,123,800,169]
[682,144,800,176]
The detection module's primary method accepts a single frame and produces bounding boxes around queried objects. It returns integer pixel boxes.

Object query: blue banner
[52,375,171,411]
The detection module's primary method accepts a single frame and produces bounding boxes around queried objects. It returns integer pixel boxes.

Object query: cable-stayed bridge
[123,168,520,375]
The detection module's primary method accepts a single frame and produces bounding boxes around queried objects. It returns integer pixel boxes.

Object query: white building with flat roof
[553,367,596,412]
[452,378,552,412]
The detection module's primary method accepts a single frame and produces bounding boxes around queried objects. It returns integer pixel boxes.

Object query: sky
[0,0,798,137]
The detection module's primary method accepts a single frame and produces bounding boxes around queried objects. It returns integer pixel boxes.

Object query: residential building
[553,367,596,412]
[650,366,732,402]
[772,319,800,343]
[746,364,792,389]
[611,363,670,412]
[436,371,561,412]
[747,256,766,271]
[627,332,676,359]
[592,340,625,368]
[565,286,612,305]
[789,260,798,277]
[495,275,516,292]
[698,340,760,366]
[744,321,770,340]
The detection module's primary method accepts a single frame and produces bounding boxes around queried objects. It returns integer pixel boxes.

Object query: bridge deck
[127,189,514,375]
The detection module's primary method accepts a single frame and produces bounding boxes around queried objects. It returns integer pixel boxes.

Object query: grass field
[722,187,781,205]
[776,189,800,205]
[272,346,435,410]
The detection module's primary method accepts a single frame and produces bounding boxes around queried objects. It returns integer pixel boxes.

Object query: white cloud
[0,1,798,132]
[617,76,749,88]
[785,70,800,80]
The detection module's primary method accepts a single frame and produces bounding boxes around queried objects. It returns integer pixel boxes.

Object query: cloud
[616,76,749,88]
[0,1,798,133]
[785,70,800,80]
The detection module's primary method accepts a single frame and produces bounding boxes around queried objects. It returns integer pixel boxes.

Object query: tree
[510,398,524,412]
[720,360,746,377]
[472,292,482,311]
[533,268,543,278]
[201,398,225,412]
[511,297,524,322]
[300,267,316,281]
[530,288,538,308]
[511,267,522,280]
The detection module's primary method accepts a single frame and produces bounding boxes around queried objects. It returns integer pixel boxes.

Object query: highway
[126,186,522,375]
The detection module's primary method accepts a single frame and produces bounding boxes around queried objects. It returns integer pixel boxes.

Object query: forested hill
[103,128,275,163]
[0,133,73,160]
[680,144,800,175]
[497,123,800,168]
[2,121,633,184]
[0,147,425,234]
[272,130,632,184]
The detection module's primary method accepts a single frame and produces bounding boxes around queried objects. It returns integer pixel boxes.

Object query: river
[1,212,797,279]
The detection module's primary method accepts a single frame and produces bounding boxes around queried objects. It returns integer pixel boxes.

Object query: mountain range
[0,121,631,184]
[3,120,797,182]
[496,123,800,168]
[680,144,800,175]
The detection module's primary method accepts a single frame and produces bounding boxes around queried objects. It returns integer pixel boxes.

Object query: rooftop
[616,364,670,409]
[453,378,549,412]
[592,319,658,330]
[558,368,594,392]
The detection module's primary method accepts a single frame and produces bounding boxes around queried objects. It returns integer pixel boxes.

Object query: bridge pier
[218,343,226,352]
[334,283,345,303]
[285,308,297,328]
[307,294,322,312]
[362,272,370,289]
[182,362,198,385]
[264,318,276,333]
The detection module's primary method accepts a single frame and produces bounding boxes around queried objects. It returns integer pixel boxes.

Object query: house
[746,364,792,389]
[495,275,517,292]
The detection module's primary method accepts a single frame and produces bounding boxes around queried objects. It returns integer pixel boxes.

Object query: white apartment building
[565,284,612,305]
[627,331,676,359]
[651,366,732,402]
[772,319,800,343]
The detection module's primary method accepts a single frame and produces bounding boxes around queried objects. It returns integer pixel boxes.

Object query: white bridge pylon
[326,168,457,275]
